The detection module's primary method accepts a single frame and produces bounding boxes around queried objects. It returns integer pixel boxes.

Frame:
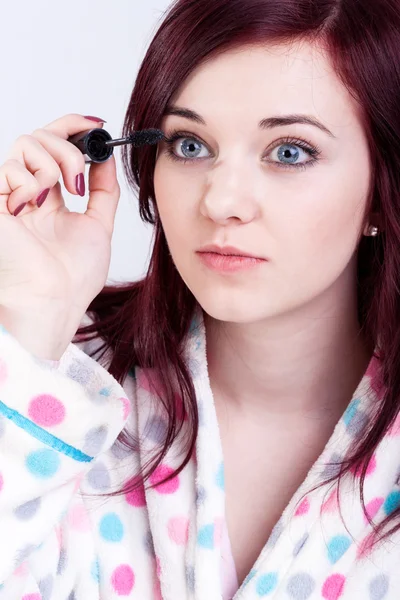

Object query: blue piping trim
[0,400,93,463]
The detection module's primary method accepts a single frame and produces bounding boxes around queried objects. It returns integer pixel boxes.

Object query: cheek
[275,186,367,280]
[154,163,200,242]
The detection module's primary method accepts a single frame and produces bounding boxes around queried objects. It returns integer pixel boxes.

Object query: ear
[363,211,383,235]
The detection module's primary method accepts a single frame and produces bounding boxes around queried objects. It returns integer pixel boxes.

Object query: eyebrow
[164,105,336,139]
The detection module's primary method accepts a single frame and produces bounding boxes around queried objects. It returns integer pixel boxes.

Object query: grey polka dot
[57,547,67,575]
[320,453,342,480]
[143,531,155,556]
[67,591,77,600]
[188,357,202,377]
[87,461,111,490]
[83,426,108,455]
[144,416,168,444]
[293,533,309,557]
[110,438,136,459]
[347,410,368,436]
[15,544,36,565]
[38,574,54,600]
[287,573,315,599]
[14,497,41,520]
[265,519,283,549]
[369,574,389,600]
[196,485,207,507]
[66,360,93,386]
[186,565,195,592]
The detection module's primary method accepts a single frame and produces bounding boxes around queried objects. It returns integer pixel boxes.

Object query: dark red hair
[76,0,400,546]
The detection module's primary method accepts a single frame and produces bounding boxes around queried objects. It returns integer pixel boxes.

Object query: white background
[0,0,172,283]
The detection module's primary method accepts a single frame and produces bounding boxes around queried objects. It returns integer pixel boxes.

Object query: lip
[196,244,267,260]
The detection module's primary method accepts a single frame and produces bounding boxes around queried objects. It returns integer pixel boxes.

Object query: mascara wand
[67,128,166,164]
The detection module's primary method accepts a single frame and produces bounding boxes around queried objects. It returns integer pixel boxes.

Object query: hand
[0,114,121,359]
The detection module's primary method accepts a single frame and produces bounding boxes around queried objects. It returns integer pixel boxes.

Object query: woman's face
[153,41,372,323]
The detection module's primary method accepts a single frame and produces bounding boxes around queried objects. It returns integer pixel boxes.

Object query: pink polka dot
[321,488,339,514]
[13,561,28,576]
[351,455,376,478]
[125,482,146,507]
[111,564,135,596]
[364,497,384,524]
[153,579,163,600]
[0,358,8,385]
[66,504,91,532]
[149,464,180,494]
[155,556,161,577]
[55,524,63,549]
[357,531,375,559]
[0,472,4,493]
[322,574,346,599]
[167,516,189,545]
[22,595,41,600]
[295,497,310,516]
[28,394,65,427]
[137,370,162,395]
[119,397,131,421]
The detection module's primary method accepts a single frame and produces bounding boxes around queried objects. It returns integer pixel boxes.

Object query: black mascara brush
[67,128,166,164]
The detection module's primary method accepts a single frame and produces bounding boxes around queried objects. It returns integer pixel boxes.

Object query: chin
[194,293,265,324]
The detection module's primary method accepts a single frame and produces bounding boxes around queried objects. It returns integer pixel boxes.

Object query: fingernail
[83,115,107,123]
[75,173,85,196]
[13,202,27,216]
[36,188,50,208]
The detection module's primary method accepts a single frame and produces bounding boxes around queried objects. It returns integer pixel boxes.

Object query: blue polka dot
[189,314,200,332]
[216,462,224,490]
[383,490,400,515]
[343,398,361,426]
[243,570,257,587]
[256,572,278,596]
[99,387,111,396]
[91,558,100,582]
[197,524,214,548]
[327,535,351,563]
[99,513,124,542]
[25,449,60,479]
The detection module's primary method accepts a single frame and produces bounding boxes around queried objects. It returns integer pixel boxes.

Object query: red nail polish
[13,202,27,216]
[36,188,50,208]
[75,173,85,196]
[83,115,107,123]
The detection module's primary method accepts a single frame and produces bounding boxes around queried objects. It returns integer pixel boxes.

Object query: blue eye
[165,135,210,160]
[267,142,318,170]
[162,130,321,171]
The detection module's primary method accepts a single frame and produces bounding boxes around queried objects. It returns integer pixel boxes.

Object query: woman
[0,0,399,598]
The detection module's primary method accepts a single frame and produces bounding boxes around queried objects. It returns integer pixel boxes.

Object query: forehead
[169,41,361,133]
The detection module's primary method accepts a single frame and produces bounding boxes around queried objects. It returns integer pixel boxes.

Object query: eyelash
[162,129,321,171]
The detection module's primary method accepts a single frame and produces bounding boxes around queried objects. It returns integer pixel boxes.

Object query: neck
[204,279,373,423]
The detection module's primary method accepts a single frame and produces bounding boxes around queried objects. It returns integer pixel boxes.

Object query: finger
[28,129,87,197]
[85,154,121,235]
[0,159,42,215]
[41,113,105,141]
[6,135,69,213]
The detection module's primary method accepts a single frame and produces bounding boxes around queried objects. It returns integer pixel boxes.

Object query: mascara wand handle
[103,137,130,148]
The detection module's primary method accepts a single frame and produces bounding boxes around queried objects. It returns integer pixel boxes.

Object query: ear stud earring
[365,225,379,237]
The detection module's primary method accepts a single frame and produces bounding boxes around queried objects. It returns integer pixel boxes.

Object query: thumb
[85,154,121,234]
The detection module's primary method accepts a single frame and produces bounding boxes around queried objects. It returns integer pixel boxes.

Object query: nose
[199,155,262,225]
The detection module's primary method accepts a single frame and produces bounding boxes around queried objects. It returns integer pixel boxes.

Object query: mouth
[196,245,268,273]
[196,244,267,260]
